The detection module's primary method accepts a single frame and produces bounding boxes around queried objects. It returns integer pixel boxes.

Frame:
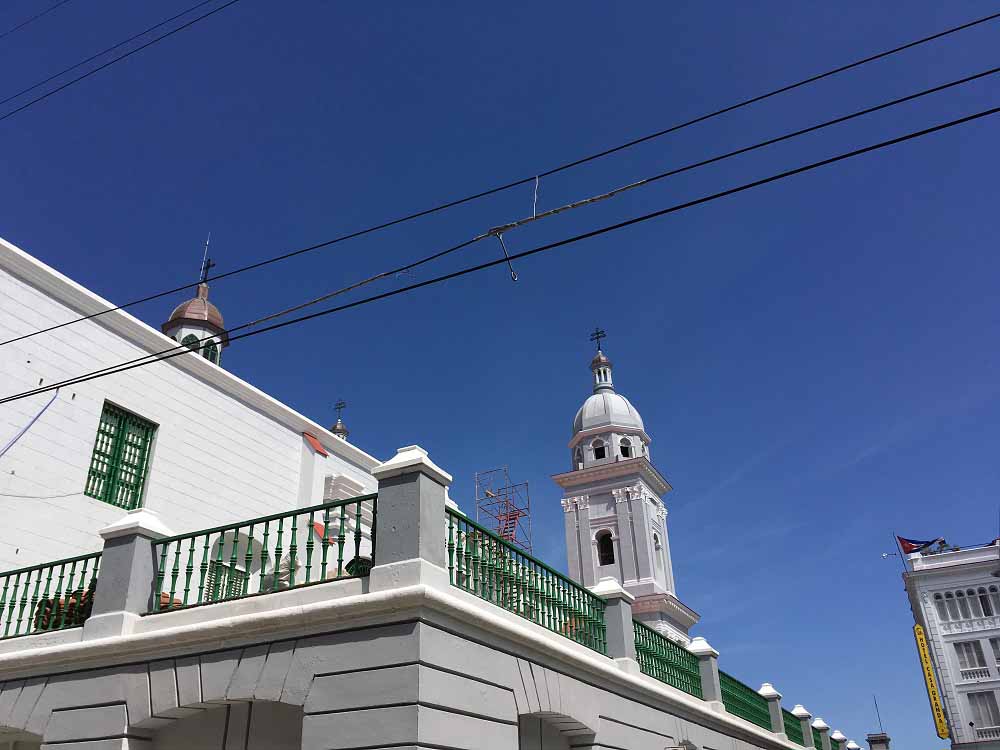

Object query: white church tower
[160,252,229,367]
[552,335,699,642]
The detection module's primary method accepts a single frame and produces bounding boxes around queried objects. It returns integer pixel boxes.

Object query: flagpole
[892,531,907,573]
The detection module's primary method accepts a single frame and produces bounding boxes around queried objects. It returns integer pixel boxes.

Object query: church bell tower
[552,333,698,642]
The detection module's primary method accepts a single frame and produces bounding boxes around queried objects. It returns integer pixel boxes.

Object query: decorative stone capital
[611,488,629,504]
[812,718,830,731]
[590,576,635,603]
[687,636,718,658]
[831,731,847,742]
[791,704,812,719]
[372,445,452,486]
[99,508,173,541]
[758,682,782,700]
[846,741,861,750]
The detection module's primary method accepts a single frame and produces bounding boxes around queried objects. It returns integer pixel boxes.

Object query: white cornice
[0,236,379,471]
[569,425,651,450]
[552,456,671,496]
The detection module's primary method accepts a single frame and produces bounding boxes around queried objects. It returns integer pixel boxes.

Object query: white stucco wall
[0,238,378,571]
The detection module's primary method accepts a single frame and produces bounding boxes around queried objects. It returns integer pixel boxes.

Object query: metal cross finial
[589,327,606,351]
[199,233,215,283]
[334,399,347,420]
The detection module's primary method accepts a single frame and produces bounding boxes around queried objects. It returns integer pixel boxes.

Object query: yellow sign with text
[914,624,950,739]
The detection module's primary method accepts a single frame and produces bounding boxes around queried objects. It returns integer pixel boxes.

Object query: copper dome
[590,350,612,369]
[161,283,228,343]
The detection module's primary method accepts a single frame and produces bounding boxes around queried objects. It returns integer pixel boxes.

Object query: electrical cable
[0,0,221,112]
[0,0,243,125]
[0,0,73,42]
[2,9,997,348]
[8,63,997,362]
[1,103,996,406]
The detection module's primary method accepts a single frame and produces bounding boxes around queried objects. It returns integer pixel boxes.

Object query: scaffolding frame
[474,466,532,554]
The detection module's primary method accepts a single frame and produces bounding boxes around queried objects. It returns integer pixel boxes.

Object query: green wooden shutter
[84,403,156,510]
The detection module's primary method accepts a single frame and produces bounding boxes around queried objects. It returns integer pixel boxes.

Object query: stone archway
[149,702,303,750]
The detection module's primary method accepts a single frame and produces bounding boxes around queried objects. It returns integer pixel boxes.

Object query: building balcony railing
[940,615,1000,634]
[633,619,703,699]
[960,666,992,681]
[977,726,1000,739]
[0,552,102,639]
[151,494,377,612]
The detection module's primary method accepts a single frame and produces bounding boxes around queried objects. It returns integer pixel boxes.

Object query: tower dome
[571,350,645,437]
[161,282,229,366]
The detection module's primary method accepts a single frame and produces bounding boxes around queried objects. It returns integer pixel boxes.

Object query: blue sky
[2,1,998,743]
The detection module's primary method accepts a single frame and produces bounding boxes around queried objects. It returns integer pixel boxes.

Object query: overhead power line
[0,0,221,112]
[2,9,996,348]
[2,103,996,406]
[0,0,243,125]
[0,0,74,42]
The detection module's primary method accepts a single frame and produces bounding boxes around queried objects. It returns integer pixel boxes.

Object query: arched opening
[619,437,632,458]
[956,591,972,619]
[945,592,960,620]
[979,588,995,617]
[652,533,663,576]
[203,340,220,365]
[0,729,41,750]
[596,531,614,566]
[592,439,606,461]
[573,447,583,470]
[934,593,949,621]
[181,334,199,351]
[150,702,302,750]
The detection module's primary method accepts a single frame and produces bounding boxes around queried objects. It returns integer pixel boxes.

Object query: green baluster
[213,531,227,600]
[183,537,196,606]
[305,511,315,584]
[336,504,346,577]
[244,524,255,596]
[76,557,92,627]
[16,569,33,635]
[288,515,298,589]
[260,521,271,582]
[370,498,377,561]
[5,573,21,637]
[169,540,182,605]
[49,563,66,631]
[353,501,362,564]
[57,561,77,629]
[154,542,168,612]
[38,563,55,631]
[198,533,211,603]
[447,512,455,585]
[273,519,285,589]
[0,573,9,635]
[455,522,464,589]
[229,527,242,595]
[320,508,331,580]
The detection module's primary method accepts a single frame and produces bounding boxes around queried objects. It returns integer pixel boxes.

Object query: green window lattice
[181,334,199,350]
[84,402,156,510]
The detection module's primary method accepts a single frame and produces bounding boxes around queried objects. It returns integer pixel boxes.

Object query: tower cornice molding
[553,456,671,496]
[568,425,651,450]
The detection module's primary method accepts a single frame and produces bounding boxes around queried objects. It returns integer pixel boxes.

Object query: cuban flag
[897,536,942,554]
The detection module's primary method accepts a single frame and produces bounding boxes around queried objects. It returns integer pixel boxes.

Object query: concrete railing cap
[686,636,718,657]
[831,730,847,742]
[99,508,173,541]
[757,682,781,699]
[791,704,811,719]
[371,444,453,486]
[812,718,829,731]
[589,576,635,603]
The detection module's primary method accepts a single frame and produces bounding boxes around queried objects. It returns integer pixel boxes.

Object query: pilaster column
[758,682,785,738]
[687,636,724,711]
[813,718,832,750]
[792,705,814,748]
[84,508,172,640]
[369,445,452,591]
[590,576,638,673]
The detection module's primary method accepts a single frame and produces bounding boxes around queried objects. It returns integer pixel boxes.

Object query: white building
[0,236,377,574]
[0,236,860,750]
[905,541,1000,746]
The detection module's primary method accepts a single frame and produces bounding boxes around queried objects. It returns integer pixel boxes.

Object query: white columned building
[553,348,698,642]
[904,541,1000,747]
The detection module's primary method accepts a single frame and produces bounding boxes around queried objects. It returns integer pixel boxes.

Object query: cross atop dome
[589,326,606,351]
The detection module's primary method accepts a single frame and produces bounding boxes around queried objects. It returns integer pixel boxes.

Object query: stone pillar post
[369,445,452,592]
[866,732,891,750]
[590,576,638,673]
[813,718,832,750]
[687,636,724,711]
[831,729,847,750]
[83,508,172,640]
[791,705,814,748]
[847,740,861,750]
[758,682,785,738]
